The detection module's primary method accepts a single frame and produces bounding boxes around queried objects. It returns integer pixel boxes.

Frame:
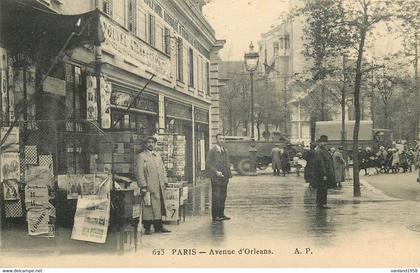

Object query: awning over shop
[0,0,102,59]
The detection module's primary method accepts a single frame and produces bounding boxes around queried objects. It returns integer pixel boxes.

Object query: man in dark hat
[206,133,232,222]
[135,135,171,234]
[313,135,335,208]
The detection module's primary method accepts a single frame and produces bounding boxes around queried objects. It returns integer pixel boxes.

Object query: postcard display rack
[0,121,141,253]
[155,133,188,224]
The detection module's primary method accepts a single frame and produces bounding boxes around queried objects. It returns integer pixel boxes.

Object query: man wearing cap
[271,144,282,176]
[313,135,335,208]
[135,136,171,235]
[206,133,232,222]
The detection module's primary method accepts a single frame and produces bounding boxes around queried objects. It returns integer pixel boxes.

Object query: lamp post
[244,42,259,175]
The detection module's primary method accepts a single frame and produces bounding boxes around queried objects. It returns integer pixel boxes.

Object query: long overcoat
[333,150,346,183]
[313,146,336,189]
[134,150,167,221]
[271,147,282,170]
[302,149,316,184]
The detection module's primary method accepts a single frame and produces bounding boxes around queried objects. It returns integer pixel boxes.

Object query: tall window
[188,48,194,87]
[148,14,155,46]
[206,61,210,95]
[177,38,183,81]
[137,8,146,40]
[284,35,290,49]
[155,23,163,51]
[127,0,136,34]
[164,27,171,55]
[103,0,113,17]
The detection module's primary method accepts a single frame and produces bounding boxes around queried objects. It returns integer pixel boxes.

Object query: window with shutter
[137,8,146,40]
[188,48,194,87]
[176,38,184,81]
[127,0,136,34]
[155,23,163,52]
[164,27,171,55]
[148,14,155,46]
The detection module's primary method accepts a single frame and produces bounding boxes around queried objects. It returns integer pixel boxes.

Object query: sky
[203,0,402,62]
[203,0,290,61]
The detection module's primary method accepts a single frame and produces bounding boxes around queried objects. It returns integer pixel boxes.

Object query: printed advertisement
[0,152,20,181]
[100,77,111,129]
[58,173,111,199]
[86,75,98,121]
[163,188,180,222]
[0,127,19,152]
[71,195,110,244]
[3,179,19,201]
[25,166,53,187]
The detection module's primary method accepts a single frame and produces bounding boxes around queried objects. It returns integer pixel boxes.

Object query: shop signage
[165,99,192,121]
[163,187,180,222]
[43,76,66,97]
[100,16,171,80]
[195,108,209,124]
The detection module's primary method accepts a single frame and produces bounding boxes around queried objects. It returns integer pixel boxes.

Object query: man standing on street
[313,135,335,209]
[135,136,171,235]
[332,147,346,188]
[271,144,282,176]
[206,133,232,222]
[303,143,316,189]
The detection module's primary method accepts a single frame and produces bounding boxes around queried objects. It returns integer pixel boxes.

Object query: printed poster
[86,75,98,121]
[3,179,19,201]
[71,195,111,244]
[25,166,52,187]
[0,127,19,152]
[0,152,20,181]
[163,188,180,222]
[100,77,111,129]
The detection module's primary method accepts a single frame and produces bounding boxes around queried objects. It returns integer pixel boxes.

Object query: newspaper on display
[25,166,56,238]
[71,173,111,244]
[162,187,180,222]
[1,152,20,181]
[1,127,19,152]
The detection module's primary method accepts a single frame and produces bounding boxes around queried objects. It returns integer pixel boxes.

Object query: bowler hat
[317,135,328,143]
[143,135,157,143]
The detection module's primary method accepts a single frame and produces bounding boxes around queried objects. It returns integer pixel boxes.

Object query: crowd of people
[358,145,419,176]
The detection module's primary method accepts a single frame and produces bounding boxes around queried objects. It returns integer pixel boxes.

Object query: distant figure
[391,149,400,173]
[313,135,336,209]
[332,147,346,188]
[376,146,388,173]
[271,144,282,176]
[280,148,291,176]
[414,143,420,182]
[302,143,316,188]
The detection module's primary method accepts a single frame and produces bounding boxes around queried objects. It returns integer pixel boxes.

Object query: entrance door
[183,123,193,184]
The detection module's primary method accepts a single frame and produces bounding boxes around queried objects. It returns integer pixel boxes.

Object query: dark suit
[206,145,232,219]
[313,146,336,207]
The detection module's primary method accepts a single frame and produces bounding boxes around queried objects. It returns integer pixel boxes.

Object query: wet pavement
[2,173,420,267]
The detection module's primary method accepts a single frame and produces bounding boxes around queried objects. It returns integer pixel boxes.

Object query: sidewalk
[2,174,420,267]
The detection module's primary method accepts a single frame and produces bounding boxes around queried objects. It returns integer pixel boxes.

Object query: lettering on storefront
[166,99,192,121]
[195,108,209,124]
[100,17,171,80]
[111,85,158,113]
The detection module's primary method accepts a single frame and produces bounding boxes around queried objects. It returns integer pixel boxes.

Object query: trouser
[316,187,328,207]
[211,178,229,219]
[273,168,280,175]
[143,220,163,231]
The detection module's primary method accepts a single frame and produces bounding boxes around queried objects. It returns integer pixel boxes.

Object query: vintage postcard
[0,0,419,271]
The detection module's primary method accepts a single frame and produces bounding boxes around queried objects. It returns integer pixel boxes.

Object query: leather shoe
[212,217,223,222]
[221,216,231,220]
[155,227,171,233]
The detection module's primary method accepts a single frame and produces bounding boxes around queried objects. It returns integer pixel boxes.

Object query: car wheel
[237,158,251,175]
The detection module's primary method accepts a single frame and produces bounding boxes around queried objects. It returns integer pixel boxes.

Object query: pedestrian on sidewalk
[333,147,346,188]
[271,144,282,176]
[415,142,420,183]
[302,143,316,189]
[313,135,335,209]
[135,136,171,235]
[280,147,291,176]
[206,133,232,222]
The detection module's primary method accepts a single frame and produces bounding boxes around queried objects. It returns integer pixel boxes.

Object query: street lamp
[244,42,259,175]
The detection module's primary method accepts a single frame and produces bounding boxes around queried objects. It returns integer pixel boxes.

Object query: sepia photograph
[0,0,419,271]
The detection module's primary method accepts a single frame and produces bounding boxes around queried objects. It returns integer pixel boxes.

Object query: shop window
[284,35,290,49]
[102,0,113,17]
[188,48,194,87]
[127,0,136,34]
[164,27,171,55]
[177,38,184,82]
[148,14,155,46]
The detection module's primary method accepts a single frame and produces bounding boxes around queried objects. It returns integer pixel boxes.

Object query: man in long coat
[332,147,346,188]
[280,148,291,176]
[313,135,336,209]
[206,133,232,222]
[135,136,170,235]
[271,144,282,176]
[302,143,316,188]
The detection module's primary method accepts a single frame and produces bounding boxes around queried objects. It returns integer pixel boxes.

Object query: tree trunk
[415,32,419,140]
[352,26,367,198]
[341,55,348,168]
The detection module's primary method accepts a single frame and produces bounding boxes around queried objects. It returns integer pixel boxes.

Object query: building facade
[0,0,225,184]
